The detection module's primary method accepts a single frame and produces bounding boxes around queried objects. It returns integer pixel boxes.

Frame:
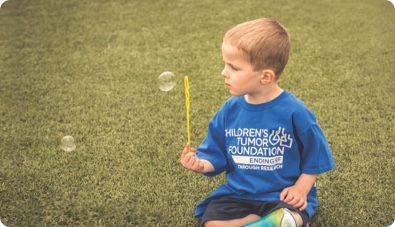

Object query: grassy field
[0,0,394,226]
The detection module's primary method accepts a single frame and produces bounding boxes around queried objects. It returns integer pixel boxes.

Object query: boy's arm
[280,173,318,211]
[180,143,215,174]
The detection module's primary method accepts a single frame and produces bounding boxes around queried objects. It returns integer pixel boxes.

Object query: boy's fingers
[291,197,302,208]
[190,156,198,168]
[181,150,187,162]
[299,201,307,211]
[183,151,194,163]
[183,152,196,165]
[186,143,197,153]
[284,195,293,203]
[180,143,199,171]
[279,188,288,201]
[181,144,190,160]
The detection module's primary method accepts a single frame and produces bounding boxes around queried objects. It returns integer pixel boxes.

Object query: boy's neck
[244,84,283,104]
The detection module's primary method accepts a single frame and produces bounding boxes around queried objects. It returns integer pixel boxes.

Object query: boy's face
[221,42,262,97]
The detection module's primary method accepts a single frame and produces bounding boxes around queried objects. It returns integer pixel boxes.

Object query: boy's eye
[229,64,238,70]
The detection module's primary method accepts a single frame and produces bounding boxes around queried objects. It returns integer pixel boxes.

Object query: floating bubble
[60,136,76,152]
[158,71,176,92]
[0,219,7,227]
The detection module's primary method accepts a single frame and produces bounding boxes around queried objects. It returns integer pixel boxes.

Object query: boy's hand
[280,174,318,211]
[280,186,307,211]
[180,144,205,173]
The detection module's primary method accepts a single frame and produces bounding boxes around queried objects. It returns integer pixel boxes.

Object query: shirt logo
[226,127,293,171]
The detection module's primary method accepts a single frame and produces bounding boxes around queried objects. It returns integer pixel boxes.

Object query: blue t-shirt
[195,90,335,219]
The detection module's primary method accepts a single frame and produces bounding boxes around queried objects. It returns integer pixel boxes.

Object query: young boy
[180,18,335,227]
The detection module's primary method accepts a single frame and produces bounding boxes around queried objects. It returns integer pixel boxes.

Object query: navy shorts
[201,196,309,227]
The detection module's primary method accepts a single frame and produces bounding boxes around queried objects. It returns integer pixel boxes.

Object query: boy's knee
[203,220,226,227]
[288,210,303,227]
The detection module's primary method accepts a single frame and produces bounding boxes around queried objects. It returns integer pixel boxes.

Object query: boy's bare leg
[204,214,260,227]
[289,210,303,227]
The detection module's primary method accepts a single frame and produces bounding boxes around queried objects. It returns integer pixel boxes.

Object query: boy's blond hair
[224,18,290,78]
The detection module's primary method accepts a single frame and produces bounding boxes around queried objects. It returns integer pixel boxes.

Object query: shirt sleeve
[195,105,229,177]
[299,124,336,174]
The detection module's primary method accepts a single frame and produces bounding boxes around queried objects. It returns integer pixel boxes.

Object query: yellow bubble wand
[184,76,191,150]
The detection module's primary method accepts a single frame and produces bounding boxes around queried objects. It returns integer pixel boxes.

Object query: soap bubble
[158,71,176,92]
[0,219,7,227]
[60,136,76,152]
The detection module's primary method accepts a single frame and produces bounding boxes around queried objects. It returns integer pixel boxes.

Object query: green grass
[1,0,394,226]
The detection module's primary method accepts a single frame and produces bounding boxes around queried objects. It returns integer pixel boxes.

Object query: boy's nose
[221,67,229,78]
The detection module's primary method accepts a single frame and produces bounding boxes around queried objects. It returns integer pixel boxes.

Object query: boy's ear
[260,69,276,84]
